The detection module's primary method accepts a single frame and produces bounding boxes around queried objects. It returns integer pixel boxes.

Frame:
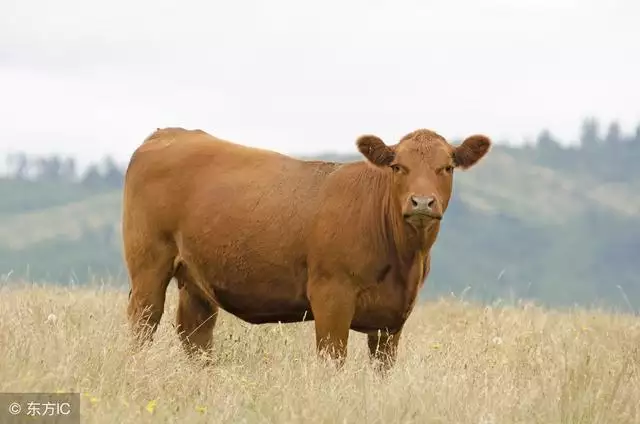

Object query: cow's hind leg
[367,327,403,374]
[176,281,218,357]
[126,239,175,349]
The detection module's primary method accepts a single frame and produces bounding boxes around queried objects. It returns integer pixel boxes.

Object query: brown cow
[122,127,490,370]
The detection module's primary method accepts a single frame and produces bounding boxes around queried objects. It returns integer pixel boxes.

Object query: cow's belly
[210,283,313,324]
[177,239,312,325]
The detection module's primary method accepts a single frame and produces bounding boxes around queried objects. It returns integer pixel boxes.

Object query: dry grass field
[1,281,639,423]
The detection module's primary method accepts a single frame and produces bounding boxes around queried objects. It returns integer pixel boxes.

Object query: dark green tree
[604,121,622,146]
[579,117,601,151]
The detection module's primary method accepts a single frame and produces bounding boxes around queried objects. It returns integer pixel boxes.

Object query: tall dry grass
[1,281,639,423]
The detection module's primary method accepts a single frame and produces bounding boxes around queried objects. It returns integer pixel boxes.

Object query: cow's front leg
[367,327,403,374]
[307,278,356,368]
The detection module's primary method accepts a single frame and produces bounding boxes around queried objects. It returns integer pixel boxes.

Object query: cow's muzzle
[403,195,443,222]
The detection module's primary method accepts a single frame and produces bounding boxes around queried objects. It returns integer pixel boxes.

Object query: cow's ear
[356,135,395,167]
[453,135,491,170]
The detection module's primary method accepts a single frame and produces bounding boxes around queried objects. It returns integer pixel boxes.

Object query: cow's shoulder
[308,161,391,268]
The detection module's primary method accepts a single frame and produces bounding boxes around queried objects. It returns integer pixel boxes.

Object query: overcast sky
[1,0,638,167]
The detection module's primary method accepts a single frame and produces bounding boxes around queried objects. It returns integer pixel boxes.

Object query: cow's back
[123,128,341,322]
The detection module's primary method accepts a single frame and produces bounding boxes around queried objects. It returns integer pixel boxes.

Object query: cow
[122,127,491,371]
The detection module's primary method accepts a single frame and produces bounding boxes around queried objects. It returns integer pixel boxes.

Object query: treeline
[505,118,640,182]
[3,153,125,190]
[3,117,640,186]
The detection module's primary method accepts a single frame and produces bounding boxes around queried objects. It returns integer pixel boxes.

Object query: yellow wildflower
[146,400,157,414]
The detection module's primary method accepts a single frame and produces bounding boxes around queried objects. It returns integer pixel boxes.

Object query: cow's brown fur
[122,127,491,370]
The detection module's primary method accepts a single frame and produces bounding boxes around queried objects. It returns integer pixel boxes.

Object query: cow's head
[357,129,491,229]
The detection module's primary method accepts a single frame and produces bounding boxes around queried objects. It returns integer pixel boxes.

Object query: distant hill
[2,119,640,311]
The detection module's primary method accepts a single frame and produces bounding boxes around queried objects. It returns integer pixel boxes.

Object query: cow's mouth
[403,212,442,228]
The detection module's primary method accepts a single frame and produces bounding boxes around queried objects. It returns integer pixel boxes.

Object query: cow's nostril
[426,197,435,208]
[411,197,419,207]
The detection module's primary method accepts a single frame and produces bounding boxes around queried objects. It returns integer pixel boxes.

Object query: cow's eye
[438,165,454,175]
[391,164,407,174]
